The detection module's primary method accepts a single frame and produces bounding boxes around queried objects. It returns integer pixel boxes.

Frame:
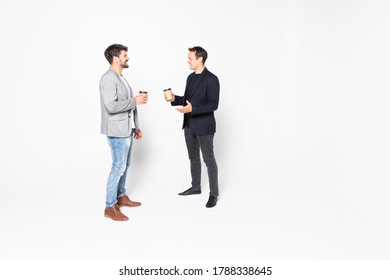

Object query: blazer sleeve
[100,74,136,114]
[171,95,185,106]
[191,75,220,116]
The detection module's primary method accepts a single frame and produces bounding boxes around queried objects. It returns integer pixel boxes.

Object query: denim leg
[198,134,219,197]
[184,128,201,190]
[117,136,133,199]
[106,137,131,207]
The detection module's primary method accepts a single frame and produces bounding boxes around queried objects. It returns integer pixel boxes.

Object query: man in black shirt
[165,46,220,208]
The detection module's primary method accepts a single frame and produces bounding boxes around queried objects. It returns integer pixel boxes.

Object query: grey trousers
[184,127,219,196]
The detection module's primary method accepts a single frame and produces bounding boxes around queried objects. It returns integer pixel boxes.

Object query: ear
[113,56,119,64]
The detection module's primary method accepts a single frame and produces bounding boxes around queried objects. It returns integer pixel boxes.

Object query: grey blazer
[100,68,137,137]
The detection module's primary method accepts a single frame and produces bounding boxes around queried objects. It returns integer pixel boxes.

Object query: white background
[1,0,390,261]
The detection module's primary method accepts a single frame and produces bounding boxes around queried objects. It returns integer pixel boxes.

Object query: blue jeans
[105,136,133,207]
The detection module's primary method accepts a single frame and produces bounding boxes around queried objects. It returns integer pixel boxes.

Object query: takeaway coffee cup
[138,91,148,104]
[164,88,173,100]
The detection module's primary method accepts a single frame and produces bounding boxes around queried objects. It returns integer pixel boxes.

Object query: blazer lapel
[187,68,208,100]
[108,68,131,99]
[122,77,133,98]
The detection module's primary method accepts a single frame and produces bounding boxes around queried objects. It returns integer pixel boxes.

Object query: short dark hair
[188,46,208,64]
[104,44,128,64]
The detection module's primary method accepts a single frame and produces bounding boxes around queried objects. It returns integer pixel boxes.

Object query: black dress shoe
[206,195,218,208]
[178,187,201,196]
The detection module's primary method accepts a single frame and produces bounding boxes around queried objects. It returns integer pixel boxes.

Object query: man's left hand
[134,128,142,140]
[176,100,192,114]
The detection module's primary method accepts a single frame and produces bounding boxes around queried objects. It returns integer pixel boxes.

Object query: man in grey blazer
[100,44,147,221]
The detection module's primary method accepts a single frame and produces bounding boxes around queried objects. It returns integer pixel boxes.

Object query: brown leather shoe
[118,194,142,207]
[104,205,129,221]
